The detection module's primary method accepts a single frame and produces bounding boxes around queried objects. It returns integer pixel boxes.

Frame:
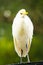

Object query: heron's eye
[20,13,23,15]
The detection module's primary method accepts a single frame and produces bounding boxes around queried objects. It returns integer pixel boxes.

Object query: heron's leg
[20,49,23,63]
[27,54,30,62]
[20,57,22,63]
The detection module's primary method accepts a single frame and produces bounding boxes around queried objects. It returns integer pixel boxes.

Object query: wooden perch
[7,62,43,65]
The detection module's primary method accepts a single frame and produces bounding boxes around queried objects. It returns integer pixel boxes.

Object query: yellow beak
[23,11,28,15]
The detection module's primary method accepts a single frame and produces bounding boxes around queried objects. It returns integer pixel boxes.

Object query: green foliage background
[0,0,43,65]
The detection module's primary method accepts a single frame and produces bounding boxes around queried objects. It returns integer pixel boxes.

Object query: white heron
[12,9,33,63]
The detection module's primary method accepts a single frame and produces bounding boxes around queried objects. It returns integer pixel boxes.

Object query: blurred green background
[0,0,43,65]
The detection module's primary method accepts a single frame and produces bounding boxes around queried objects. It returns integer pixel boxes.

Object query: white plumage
[12,9,33,62]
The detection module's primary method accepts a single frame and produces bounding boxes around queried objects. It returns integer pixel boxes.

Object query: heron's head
[17,9,28,18]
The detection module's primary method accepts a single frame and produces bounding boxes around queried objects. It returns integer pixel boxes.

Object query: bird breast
[18,20,27,36]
